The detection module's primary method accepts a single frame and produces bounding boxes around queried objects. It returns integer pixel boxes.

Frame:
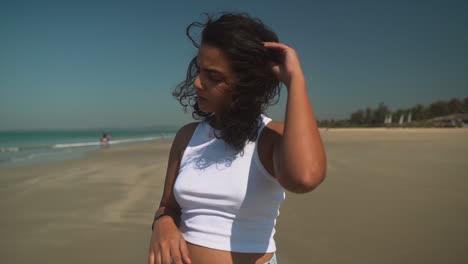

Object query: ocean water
[0,128,177,168]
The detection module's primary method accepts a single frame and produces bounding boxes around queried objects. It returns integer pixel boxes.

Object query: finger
[263,41,289,50]
[179,239,192,264]
[169,242,183,264]
[269,63,281,76]
[148,250,155,264]
[161,243,172,264]
[156,249,162,264]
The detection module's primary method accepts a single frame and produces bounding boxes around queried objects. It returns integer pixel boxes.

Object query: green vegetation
[318,97,468,128]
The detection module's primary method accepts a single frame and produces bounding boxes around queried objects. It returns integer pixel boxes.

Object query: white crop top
[173,114,286,253]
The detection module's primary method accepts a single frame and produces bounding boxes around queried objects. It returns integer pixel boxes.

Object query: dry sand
[1,129,467,264]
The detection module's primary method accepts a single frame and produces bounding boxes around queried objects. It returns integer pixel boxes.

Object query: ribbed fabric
[174,114,285,253]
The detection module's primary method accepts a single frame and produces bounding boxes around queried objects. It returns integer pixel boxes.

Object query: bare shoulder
[176,122,199,141]
[173,122,199,151]
[258,120,284,148]
[261,120,284,151]
[265,120,284,136]
[257,120,284,177]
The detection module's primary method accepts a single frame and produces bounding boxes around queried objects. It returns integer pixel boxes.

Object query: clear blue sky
[1,0,467,130]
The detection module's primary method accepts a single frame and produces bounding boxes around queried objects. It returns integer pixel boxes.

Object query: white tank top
[174,114,286,253]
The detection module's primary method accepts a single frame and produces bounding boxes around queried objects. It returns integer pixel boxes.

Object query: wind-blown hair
[173,12,282,152]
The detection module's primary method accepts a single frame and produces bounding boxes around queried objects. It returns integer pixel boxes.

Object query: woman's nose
[194,74,203,90]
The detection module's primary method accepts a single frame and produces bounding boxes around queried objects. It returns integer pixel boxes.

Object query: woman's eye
[209,76,222,82]
[207,74,223,82]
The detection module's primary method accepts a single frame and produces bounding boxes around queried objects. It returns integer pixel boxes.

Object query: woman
[148,13,326,264]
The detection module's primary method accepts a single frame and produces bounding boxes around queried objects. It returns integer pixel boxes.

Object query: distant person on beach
[100,133,110,146]
[148,13,326,264]
[100,133,107,143]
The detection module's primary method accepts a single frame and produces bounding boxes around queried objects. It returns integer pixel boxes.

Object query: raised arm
[264,42,327,193]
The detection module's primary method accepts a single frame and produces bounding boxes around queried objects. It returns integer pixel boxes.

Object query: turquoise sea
[0,128,177,168]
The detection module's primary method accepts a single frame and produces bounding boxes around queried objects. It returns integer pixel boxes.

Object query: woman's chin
[197,99,213,112]
[200,107,214,113]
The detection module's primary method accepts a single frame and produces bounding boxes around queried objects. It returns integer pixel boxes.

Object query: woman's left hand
[263,42,305,88]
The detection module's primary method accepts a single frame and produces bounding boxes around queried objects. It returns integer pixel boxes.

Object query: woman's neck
[208,114,223,130]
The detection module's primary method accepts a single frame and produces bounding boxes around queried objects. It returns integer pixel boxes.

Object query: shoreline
[0,136,174,170]
[2,127,464,170]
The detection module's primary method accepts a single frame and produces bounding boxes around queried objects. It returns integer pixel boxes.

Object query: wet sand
[1,129,467,263]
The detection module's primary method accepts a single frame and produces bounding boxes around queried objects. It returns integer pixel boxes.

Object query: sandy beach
[1,129,467,264]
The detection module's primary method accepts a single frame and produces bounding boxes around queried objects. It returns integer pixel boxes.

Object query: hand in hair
[263,42,305,88]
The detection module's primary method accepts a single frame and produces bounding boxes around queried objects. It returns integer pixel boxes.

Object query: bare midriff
[186,242,274,264]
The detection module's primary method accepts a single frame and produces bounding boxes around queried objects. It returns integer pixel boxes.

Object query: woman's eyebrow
[204,68,225,76]
[196,57,226,76]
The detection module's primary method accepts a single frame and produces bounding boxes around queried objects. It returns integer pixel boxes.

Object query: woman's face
[194,44,236,114]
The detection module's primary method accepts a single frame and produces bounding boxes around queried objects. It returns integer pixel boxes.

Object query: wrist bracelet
[151,207,180,231]
[151,213,168,231]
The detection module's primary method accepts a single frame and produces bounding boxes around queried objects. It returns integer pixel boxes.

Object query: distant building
[431,113,468,128]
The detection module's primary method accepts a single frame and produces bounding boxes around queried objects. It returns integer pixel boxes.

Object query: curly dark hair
[173,12,283,152]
